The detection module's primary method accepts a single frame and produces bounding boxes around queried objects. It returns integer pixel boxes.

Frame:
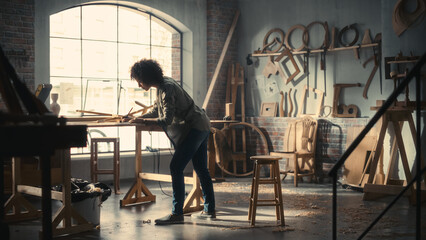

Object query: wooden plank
[203,10,240,110]
[226,65,232,103]
[392,119,413,183]
[406,114,426,181]
[366,115,389,184]
[385,123,402,184]
[260,102,277,117]
[343,127,378,186]
[120,195,156,206]
[139,173,193,185]
[363,183,410,196]
[76,110,115,116]
[17,185,63,201]
[279,91,285,117]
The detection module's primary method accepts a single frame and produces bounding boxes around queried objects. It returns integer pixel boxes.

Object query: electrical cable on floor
[156,151,172,197]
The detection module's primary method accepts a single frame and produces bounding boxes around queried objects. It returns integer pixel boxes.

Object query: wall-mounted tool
[363,33,382,99]
[260,102,278,117]
[392,0,426,36]
[297,85,324,117]
[274,48,300,84]
[338,23,360,59]
[332,83,361,118]
[362,55,379,99]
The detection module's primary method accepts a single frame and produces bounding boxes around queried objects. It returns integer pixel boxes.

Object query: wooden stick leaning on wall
[279,91,285,117]
[297,85,324,117]
[288,88,293,117]
[202,10,240,110]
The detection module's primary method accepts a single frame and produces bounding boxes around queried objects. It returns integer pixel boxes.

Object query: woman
[130,59,215,225]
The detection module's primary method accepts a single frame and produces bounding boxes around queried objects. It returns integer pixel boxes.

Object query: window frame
[49,3,183,155]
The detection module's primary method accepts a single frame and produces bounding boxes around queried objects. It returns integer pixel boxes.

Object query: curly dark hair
[130,59,164,85]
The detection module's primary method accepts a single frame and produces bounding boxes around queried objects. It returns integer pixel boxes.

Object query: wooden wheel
[210,122,269,177]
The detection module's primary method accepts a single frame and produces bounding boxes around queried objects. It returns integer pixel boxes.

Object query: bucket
[72,196,101,226]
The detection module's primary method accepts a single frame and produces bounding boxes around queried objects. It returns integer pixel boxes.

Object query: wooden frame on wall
[260,102,278,117]
[297,85,324,117]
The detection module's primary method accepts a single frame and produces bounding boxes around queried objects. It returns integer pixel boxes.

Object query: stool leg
[275,161,285,226]
[90,141,94,183]
[114,141,120,194]
[293,154,298,187]
[94,142,98,182]
[272,163,280,220]
[248,161,257,221]
[251,161,260,227]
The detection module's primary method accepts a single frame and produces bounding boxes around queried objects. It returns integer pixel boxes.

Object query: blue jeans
[170,128,215,215]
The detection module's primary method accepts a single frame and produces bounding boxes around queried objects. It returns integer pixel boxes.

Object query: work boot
[154,214,184,225]
[191,210,216,219]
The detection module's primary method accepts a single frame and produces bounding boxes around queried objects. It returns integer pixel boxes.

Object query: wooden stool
[90,137,120,194]
[248,155,285,227]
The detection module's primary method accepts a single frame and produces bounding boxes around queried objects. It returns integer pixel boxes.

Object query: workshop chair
[248,155,285,227]
[90,137,120,194]
[271,116,318,187]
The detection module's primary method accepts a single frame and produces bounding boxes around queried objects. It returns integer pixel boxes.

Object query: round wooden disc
[338,24,359,47]
[262,28,285,53]
[302,21,329,50]
[285,24,307,52]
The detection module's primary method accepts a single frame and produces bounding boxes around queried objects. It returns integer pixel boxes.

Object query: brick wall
[0,0,35,110]
[206,0,238,119]
[171,33,181,83]
[245,117,370,180]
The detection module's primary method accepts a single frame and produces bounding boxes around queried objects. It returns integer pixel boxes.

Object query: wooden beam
[139,173,193,185]
[202,10,240,110]
[252,43,379,57]
[17,185,63,201]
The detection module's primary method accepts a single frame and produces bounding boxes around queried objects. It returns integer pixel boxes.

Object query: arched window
[50,3,182,153]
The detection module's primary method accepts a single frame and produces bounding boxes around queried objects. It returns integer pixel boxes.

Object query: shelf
[387,59,419,64]
[252,43,379,57]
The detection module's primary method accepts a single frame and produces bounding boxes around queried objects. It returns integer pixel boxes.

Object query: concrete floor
[7,178,426,240]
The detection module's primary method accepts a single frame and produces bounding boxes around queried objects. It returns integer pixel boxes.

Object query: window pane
[118,126,135,151]
[50,38,81,77]
[50,7,80,38]
[151,16,177,47]
[82,40,117,78]
[118,43,150,79]
[152,46,172,77]
[50,77,81,116]
[82,5,117,41]
[82,78,118,114]
[117,80,156,115]
[151,132,172,149]
[118,7,150,44]
[117,79,142,115]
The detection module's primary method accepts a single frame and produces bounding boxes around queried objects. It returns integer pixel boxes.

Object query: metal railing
[328,53,426,240]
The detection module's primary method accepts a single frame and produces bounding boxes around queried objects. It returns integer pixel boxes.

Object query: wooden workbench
[362,105,426,202]
[68,121,207,213]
